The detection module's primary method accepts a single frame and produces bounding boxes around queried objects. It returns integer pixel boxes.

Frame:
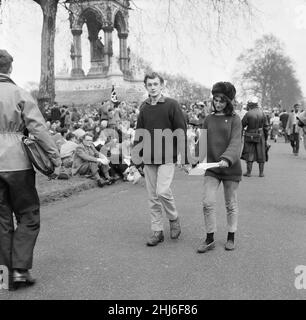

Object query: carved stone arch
[77,6,106,29]
[113,9,128,34]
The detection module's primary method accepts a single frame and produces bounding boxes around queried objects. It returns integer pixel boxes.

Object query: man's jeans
[202,176,239,234]
[0,169,40,270]
[144,164,178,232]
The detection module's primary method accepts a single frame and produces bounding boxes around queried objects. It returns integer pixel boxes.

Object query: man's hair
[143,72,164,85]
[0,50,13,74]
[293,104,300,108]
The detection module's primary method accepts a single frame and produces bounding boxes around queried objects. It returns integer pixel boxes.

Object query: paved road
[1,139,306,300]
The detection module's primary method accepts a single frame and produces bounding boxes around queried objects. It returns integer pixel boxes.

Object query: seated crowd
[41,99,142,187]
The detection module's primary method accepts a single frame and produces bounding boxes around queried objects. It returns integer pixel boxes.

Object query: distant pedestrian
[270,113,281,143]
[197,82,242,253]
[286,104,302,156]
[279,109,289,143]
[241,97,269,177]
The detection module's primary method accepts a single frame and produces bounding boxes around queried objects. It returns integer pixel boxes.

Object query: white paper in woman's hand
[188,162,220,176]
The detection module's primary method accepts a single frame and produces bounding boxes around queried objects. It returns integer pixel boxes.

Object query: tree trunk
[35,0,59,108]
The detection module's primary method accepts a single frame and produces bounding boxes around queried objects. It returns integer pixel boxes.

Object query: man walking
[241,97,270,177]
[286,104,301,156]
[279,109,289,143]
[132,72,187,246]
[0,50,61,290]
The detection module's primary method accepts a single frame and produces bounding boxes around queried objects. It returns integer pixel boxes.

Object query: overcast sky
[0,0,305,98]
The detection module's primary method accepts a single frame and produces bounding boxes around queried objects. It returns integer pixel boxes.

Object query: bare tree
[233,34,303,109]
[32,0,59,107]
[130,0,254,56]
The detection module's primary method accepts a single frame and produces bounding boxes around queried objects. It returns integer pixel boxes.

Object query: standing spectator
[99,101,110,122]
[197,82,242,253]
[270,113,281,143]
[50,102,61,123]
[132,72,187,247]
[286,104,302,156]
[279,110,289,143]
[241,97,270,177]
[0,50,61,289]
[59,105,70,131]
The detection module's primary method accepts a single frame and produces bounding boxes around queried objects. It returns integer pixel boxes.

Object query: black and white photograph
[0,0,306,306]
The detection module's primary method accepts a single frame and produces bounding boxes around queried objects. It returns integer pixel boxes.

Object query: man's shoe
[259,173,265,178]
[197,240,215,254]
[225,240,235,251]
[97,179,107,187]
[243,172,251,177]
[169,217,181,239]
[12,270,36,289]
[146,231,164,247]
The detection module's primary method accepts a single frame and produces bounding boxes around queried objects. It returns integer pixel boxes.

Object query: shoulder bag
[22,136,55,177]
[244,112,263,144]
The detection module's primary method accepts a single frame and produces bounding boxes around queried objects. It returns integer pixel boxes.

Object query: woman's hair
[212,94,234,116]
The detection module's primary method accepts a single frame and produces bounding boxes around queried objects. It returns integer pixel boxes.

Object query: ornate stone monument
[55,0,146,105]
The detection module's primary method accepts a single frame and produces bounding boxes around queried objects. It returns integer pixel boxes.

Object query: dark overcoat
[241,107,269,163]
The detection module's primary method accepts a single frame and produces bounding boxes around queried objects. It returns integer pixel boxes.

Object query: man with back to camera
[0,50,61,290]
[132,72,189,246]
[286,103,302,156]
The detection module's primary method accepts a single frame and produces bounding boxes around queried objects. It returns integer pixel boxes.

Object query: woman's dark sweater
[203,113,242,181]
